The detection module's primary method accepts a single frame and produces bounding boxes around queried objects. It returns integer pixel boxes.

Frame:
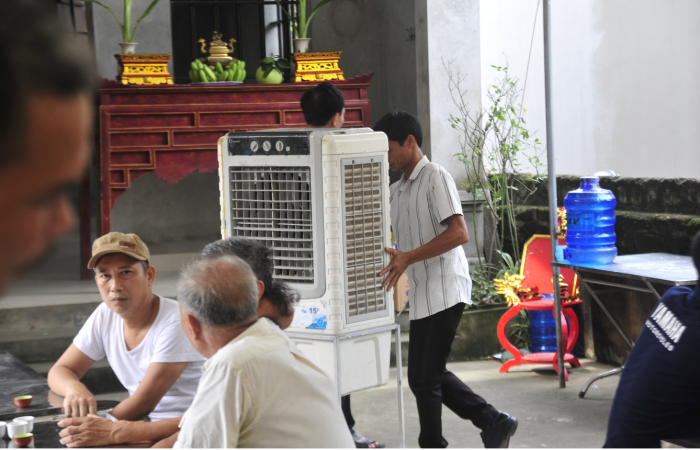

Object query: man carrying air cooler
[375,111,518,449]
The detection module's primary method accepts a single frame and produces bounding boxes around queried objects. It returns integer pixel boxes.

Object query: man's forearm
[113,417,181,444]
[109,396,157,422]
[47,366,84,396]
[405,216,469,265]
[152,431,179,448]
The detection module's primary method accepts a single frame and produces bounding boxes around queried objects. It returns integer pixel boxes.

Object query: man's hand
[58,415,116,448]
[379,215,469,292]
[63,382,97,418]
[379,247,413,291]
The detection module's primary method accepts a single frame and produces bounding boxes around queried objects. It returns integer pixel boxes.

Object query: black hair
[0,0,94,168]
[691,231,700,274]
[300,82,345,126]
[373,110,423,147]
[200,238,300,317]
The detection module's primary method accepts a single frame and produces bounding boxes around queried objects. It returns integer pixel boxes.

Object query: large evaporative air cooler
[217,128,393,395]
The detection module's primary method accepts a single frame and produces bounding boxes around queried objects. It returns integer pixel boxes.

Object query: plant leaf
[263,65,274,79]
[276,58,291,69]
[262,57,275,64]
[273,0,295,21]
[132,0,162,42]
[308,0,334,24]
[83,0,125,36]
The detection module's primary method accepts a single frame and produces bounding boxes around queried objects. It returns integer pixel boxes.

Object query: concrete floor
[97,358,619,448]
[348,359,619,448]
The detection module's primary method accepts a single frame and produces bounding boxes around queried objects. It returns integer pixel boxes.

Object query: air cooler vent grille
[229,166,314,284]
[343,160,387,318]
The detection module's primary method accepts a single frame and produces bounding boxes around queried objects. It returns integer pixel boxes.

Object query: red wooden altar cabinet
[88,75,374,272]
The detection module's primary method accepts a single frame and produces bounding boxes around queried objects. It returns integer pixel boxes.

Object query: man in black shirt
[604,231,700,447]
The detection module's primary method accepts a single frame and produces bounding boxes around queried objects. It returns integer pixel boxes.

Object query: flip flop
[351,430,385,449]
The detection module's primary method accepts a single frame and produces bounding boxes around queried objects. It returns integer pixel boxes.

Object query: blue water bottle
[530,308,570,353]
[530,310,557,352]
[563,177,617,264]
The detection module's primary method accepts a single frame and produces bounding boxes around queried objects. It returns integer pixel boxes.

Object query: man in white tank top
[48,232,205,422]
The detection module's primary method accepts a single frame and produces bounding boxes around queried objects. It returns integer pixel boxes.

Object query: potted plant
[275,0,334,53]
[84,0,162,54]
[255,55,290,84]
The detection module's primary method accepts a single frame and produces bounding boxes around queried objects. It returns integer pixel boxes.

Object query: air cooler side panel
[340,155,391,324]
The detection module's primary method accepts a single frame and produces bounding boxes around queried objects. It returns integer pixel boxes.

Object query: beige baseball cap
[87,232,150,269]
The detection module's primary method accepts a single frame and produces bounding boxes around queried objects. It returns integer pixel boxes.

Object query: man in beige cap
[48,232,205,423]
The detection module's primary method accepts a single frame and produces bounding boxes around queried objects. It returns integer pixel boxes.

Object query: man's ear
[329,112,343,128]
[405,134,417,149]
[146,265,156,286]
[256,280,265,303]
[185,313,203,341]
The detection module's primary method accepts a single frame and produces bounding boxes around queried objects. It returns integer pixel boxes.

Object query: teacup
[11,433,32,448]
[12,418,33,434]
[6,421,26,438]
[13,396,32,408]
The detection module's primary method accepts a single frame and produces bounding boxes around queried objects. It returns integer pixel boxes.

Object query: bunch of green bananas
[189,59,246,82]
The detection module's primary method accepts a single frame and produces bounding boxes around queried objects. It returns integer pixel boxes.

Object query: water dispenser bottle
[563,177,617,264]
[530,309,557,353]
[530,309,570,353]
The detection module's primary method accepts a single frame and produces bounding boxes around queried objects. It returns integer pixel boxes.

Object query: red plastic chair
[496,235,582,380]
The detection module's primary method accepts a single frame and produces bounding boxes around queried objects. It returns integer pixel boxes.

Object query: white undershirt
[74,296,205,421]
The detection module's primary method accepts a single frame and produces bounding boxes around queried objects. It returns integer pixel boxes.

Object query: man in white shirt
[48,232,205,422]
[375,111,518,448]
[156,254,354,448]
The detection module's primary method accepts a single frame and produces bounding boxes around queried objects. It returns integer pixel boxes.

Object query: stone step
[0,273,178,367]
[0,330,124,395]
[0,328,79,364]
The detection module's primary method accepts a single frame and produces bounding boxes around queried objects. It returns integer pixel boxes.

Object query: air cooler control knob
[263,141,271,152]
[275,140,284,152]
[250,141,259,152]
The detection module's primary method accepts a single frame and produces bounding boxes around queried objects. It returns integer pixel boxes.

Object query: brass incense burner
[199,31,236,66]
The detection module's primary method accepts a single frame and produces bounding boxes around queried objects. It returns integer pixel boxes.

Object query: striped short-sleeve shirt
[389,156,472,320]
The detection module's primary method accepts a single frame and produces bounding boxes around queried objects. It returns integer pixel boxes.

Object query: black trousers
[342,395,355,429]
[408,303,499,448]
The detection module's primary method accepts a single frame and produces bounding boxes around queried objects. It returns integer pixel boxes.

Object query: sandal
[351,430,385,449]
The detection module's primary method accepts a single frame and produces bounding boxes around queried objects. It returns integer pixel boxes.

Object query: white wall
[416,0,481,186]
[481,0,700,178]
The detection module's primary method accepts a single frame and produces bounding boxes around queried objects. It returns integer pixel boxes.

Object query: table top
[0,352,55,419]
[0,420,151,449]
[0,352,118,422]
[552,253,698,286]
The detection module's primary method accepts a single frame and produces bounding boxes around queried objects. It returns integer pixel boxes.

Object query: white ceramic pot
[294,38,311,53]
[14,417,34,433]
[119,42,138,55]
